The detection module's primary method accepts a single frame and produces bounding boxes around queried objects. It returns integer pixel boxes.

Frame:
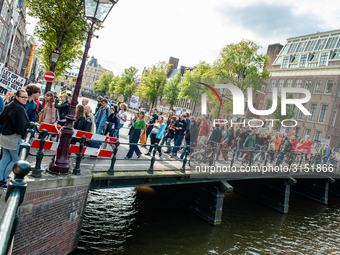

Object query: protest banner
[176,107,181,115]
[0,68,25,92]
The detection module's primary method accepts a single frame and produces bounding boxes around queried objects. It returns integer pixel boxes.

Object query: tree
[270,93,295,130]
[138,62,170,109]
[93,72,113,94]
[213,40,270,92]
[113,67,138,102]
[26,0,102,91]
[163,71,181,109]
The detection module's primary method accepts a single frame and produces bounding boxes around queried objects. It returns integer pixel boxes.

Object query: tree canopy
[163,71,181,109]
[26,0,102,80]
[93,72,113,94]
[138,62,170,108]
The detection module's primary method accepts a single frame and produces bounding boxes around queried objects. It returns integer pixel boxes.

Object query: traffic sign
[44,71,55,82]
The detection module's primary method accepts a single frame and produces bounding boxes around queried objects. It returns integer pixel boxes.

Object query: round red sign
[44,71,55,82]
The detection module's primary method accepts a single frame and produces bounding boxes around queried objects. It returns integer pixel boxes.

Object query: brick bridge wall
[11,173,92,255]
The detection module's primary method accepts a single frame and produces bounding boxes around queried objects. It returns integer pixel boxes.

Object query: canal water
[75,187,340,254]
[78,98,340,254]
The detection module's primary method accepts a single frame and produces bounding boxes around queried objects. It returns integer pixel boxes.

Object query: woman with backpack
[164,116,177,153]
[84,105,95,133]
[40,92,56,124]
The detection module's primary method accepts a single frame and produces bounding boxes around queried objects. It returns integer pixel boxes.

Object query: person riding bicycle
[275,137,293,166]
[242,130,255,160]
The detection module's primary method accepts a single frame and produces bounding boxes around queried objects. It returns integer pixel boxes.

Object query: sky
[26,0,340,76]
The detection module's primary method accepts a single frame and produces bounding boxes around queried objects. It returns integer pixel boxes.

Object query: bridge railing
[0,123,34,255]
[25,126,340,177]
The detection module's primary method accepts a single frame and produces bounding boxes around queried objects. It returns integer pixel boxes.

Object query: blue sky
[26,0,340,76]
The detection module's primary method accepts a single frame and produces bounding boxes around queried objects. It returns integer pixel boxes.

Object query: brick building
[260,29,340,151]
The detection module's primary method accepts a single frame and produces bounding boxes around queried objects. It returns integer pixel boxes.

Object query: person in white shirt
[115,103,127,138]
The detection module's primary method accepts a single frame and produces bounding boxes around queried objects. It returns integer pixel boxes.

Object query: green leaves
[27,0,103,85]
[138,61,170,107]
[163,71,181,108]
[93,72,113,94]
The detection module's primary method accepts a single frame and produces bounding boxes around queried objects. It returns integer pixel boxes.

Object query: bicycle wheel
[189,151,204,167]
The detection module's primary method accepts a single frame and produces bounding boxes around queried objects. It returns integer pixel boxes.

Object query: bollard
[107,141,120,175]
[73,136,86,175]
[31,129,48,178]
[230,148,237,168]
[181,145,190,173]
[148,143,158,174]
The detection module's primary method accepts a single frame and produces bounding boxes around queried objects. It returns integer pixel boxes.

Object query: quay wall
[12,171,92,255]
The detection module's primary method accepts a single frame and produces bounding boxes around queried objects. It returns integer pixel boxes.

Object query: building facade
[0,0,33,77]
[81,56,112,93]
[260,29,340,151]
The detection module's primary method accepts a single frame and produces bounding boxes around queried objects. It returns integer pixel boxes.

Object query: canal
[77,98,340,254]
[74,187,340,254]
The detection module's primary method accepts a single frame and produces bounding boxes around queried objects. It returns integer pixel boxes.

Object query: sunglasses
[18,96,28,99]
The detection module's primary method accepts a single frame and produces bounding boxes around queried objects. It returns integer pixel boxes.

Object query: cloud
[217,3,327,39]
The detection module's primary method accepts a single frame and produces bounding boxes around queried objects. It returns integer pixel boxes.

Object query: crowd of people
[0,83,339,189]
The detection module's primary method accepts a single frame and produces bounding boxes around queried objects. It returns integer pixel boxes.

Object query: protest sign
[176,107,181,115]
[129,95,139,109]
[0,68,25,92]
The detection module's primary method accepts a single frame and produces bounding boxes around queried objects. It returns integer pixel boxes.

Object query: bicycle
[241,147,254,167]
[189,141,219,166]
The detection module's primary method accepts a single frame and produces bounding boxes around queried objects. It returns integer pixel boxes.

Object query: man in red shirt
[197,115,210,147]
[291,135,298,150]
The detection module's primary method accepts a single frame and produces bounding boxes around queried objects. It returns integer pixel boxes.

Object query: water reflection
[76,187,340,254]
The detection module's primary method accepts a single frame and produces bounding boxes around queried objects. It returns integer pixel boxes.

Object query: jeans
[171,134,183,154]
[96,125,105,135]
[0,137,21,181]
[165,138,172,152]
[236,143,244,158]
[276,152,285,165]
[180,141,190,159]
[126,129,141,158]
[115,123,124,138]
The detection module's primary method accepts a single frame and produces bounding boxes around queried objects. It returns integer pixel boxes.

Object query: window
[289,64,298,68]
[296,41,307,53]
[288,43,298,53]
[314,39,327,50]
[297,103,306,120]
[305,80,312,90]
[331,107,338,126]
[269,80,275,91]
[286,80,293,88]
[255,93,259,99]
[278,80,284,91]
[296,127,301,137]
[273,56,282,65]
[325,80,334,93]
[331,49,340,59]
[300,54,307,66]
[318,104,328,123]
[1,26,6,44]
[265,100,272,110]
[1,1,9,21]
[319,52,329,65]
[314,79,322,93]
[309,52,320,61]
[314,131,322,144]
[290,105,296,112]
[305,40,317,51]
[290,54,299,63]
[303,129,311,139]
[325,37,339,49]
[307,103,317,121]
[281,44,290,55]
[308,62,318,67]
[295,79,302,88]
[282,57,289,68]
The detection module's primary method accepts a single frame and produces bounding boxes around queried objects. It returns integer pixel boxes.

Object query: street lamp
[48,0,119,175]
[45,48,61,94]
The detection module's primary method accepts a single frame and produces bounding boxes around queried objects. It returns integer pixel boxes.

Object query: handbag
[37,111,44,124]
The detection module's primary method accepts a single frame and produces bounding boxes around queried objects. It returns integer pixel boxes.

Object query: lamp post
[45,48,61,94]
[48,0,119,175]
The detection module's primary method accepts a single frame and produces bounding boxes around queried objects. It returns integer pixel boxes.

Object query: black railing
[0,123,34,255]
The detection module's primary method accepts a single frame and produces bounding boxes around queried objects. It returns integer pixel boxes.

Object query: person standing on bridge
[125,111,145,159]
[0,89,30,189]
[115,103,127,138]
[145,116,165,157]
[94,98,110,134]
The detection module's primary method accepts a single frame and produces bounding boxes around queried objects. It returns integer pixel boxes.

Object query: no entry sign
[44,71,55,82]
